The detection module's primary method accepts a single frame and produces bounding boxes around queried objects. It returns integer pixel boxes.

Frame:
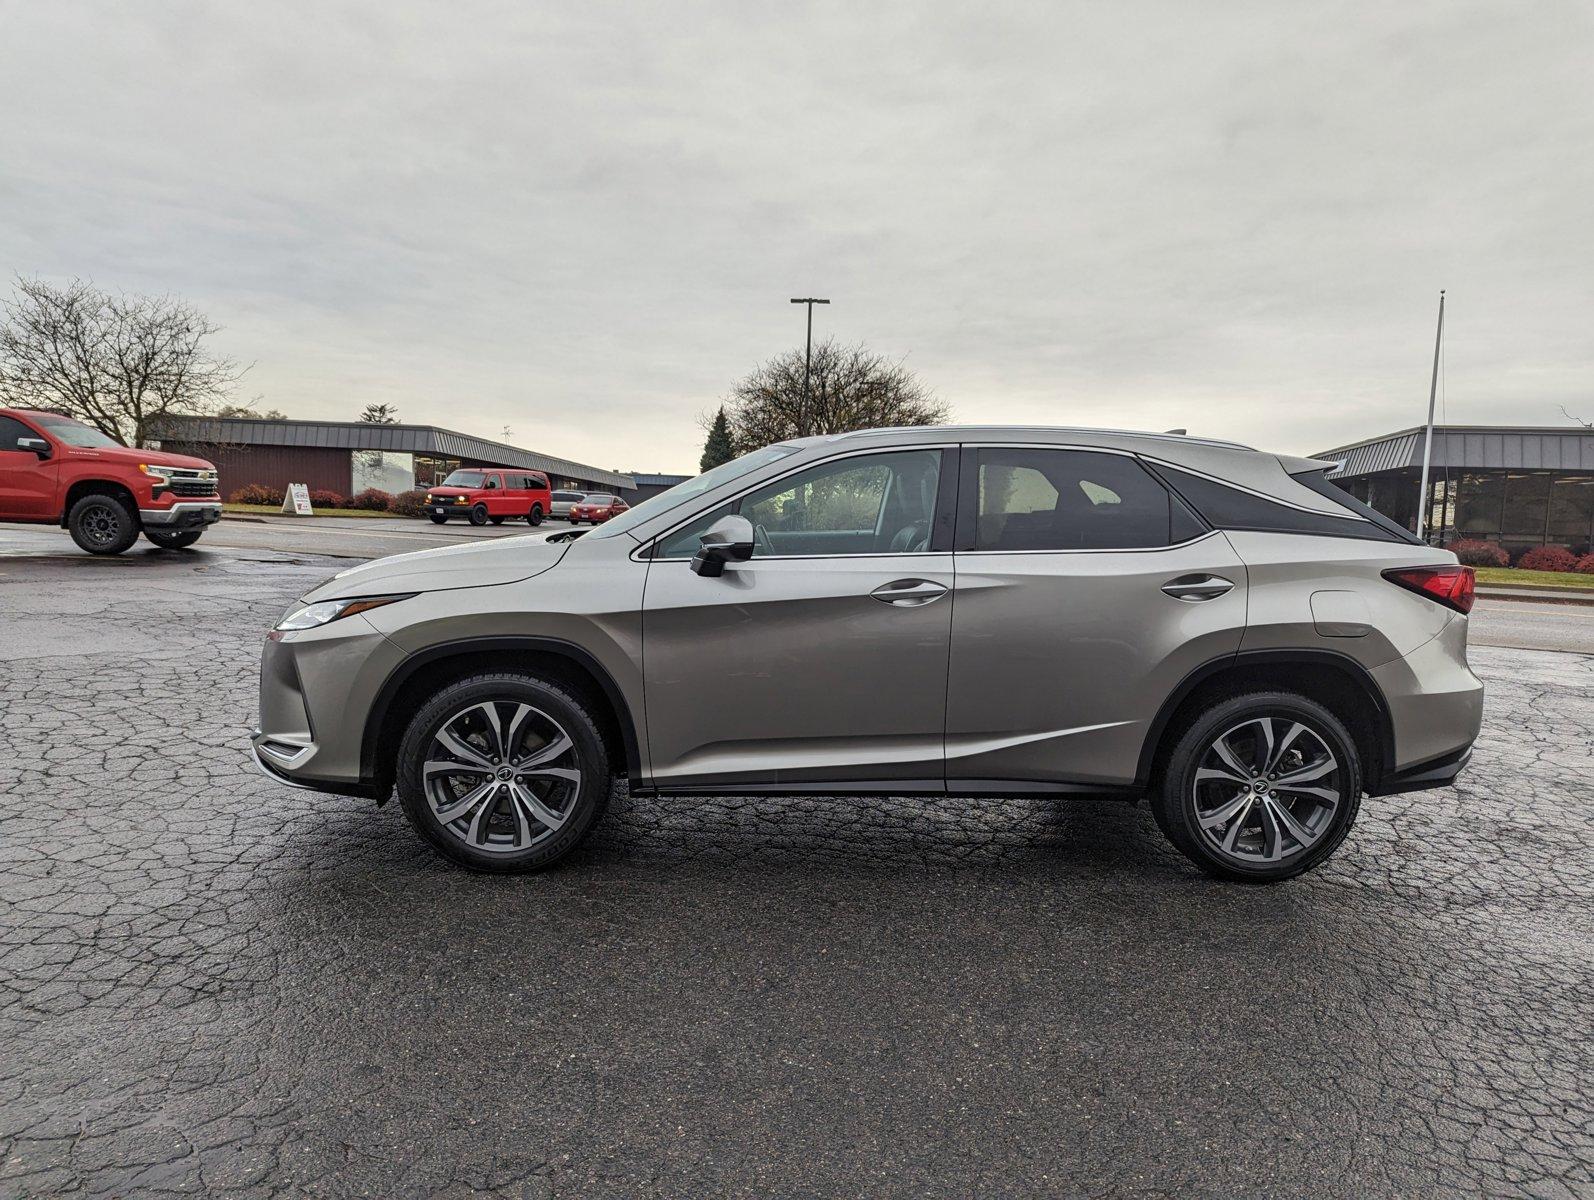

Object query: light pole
[790,297,829,436]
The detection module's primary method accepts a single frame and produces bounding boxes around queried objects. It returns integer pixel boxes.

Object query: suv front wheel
[1152,691,1362,883]
[396,673,611,873]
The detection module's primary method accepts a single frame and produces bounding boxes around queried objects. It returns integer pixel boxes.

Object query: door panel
[642,554,954,786]
[947,533,1248,787]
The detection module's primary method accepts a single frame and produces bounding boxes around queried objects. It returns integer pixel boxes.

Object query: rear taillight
[1383,565,1476,614]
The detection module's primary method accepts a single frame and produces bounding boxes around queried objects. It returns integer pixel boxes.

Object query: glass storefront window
[1453,473,1504,537]
[1500,474,1550,538]
[1548,477,1594,546]
[351,450,416,495]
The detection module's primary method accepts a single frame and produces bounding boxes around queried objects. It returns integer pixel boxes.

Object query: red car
[425,469,551,526]
[0,407,221,554]
[567,493,629,524]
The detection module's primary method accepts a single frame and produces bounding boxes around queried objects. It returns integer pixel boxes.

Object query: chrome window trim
[633,442,961,562]
[953,528,1223,557]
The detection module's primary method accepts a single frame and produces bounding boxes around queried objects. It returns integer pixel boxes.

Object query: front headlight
[274,594,414,632]
[140,464,177,480]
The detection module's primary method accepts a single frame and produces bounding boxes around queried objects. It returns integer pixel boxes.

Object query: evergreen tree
[699,406,736,471]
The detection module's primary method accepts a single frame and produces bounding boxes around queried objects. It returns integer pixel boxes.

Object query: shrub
[1575,553,1594,575]
[1515,545,1577,572]
[348,488,394,511]
[307,489,346,509]
[388,489,429,518]
[229,483,283,507]
[1443,538,1509,568]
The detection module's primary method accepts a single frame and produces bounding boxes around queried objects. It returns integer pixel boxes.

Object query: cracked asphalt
[1,543,1591,1198]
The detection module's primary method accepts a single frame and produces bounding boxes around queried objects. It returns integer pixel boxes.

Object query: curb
[1476,587,1594,608]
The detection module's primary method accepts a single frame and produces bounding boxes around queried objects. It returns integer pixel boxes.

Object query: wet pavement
[0,544,1591,1198]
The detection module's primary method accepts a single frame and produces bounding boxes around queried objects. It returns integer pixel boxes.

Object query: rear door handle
[871,579,949,606]
[1161,574,1235,602]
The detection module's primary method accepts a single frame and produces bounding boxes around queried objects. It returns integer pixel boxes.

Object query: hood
[63,444,216,470]
[303,530,578,600]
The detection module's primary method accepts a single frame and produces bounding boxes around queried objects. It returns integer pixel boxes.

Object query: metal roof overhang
[1317,426,1594,479]
[156,417,635,490]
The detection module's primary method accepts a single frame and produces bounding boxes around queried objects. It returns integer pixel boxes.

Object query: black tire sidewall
[527,506,543,526]
[469,504,489,526]
[1154,691,1363,883]
[68,494,139,555]
[396,674,612,873]
[429,514,448,524]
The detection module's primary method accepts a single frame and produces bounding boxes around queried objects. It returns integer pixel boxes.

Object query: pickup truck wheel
[527,505,544,526]
[469,504,489,526]
[145,528,203,550]
[68,494,139,555]
[396,673,612,873]
[429,514,448,525]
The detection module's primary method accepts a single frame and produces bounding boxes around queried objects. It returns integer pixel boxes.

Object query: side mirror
[690,514,755,577]
[17,437,50,458]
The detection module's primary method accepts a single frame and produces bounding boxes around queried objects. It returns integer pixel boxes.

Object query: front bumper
[140,501,222,528]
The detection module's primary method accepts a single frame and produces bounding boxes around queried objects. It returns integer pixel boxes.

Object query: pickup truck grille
[168,479,220,498]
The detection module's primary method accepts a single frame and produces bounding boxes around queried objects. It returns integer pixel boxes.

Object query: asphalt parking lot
[1,533,1591,1198]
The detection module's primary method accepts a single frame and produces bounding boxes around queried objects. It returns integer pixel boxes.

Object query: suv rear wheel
[1152,691,1362,883]
[67,493,139,555]
[396,673,612,873]
[527,505,543,526]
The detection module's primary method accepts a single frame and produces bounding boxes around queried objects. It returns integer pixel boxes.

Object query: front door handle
[1161,574,1235,602]
[871,579,949,607]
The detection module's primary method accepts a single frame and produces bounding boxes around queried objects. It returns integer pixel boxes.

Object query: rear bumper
[140,501,221,528]
[1368,745,1473,796]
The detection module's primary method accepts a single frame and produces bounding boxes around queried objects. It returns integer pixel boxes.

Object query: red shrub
[1575,553,1594,575]
[307,489,346,509]
[348,488,394,511]
[388,489,429,518]
[1443,538,1509,568]
[1515,545,1577,572]
[228,483,283,507]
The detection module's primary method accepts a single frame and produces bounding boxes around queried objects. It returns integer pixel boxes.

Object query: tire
[144,528,203,550]
[527,505,544,526]
[429,514,448,525]
[490,515,506,525]
[396,673,612,873]
[67,493,140,555]
[1150,691,1362,883]
[469,504,489,526]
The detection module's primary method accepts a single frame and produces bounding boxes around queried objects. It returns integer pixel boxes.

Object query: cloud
[3,0,1591,470]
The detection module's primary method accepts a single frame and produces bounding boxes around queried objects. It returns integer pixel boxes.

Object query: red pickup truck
[0,407,222,554]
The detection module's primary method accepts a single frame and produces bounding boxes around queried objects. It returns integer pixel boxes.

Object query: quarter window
[969,448,1189,551]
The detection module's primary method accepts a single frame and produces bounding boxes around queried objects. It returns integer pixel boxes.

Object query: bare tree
[1560,405,1591,429]
[360,403,399,424]
[217,402,287,420]
[721,338,948,451]
[0,276,242,447]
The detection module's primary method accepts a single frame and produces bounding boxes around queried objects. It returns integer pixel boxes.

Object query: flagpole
[1416,290,1445,542]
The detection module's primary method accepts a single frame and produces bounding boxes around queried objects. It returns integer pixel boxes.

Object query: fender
[360,636,644,786]
[1133,648,1397,789]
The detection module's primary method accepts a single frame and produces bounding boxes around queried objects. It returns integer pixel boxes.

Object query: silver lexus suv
[252,427,1482,882]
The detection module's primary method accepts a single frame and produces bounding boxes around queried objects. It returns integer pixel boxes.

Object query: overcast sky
[3,1,1591,473]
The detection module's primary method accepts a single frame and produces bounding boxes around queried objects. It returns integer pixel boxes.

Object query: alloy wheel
[1191,716,1343,866]
[422,701,582,853]
[80,503,122,547]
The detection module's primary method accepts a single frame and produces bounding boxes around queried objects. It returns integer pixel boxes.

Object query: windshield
[583,494,616,504]
[440,471,487,488]
[31,413,121,449]
[589,443,801,539]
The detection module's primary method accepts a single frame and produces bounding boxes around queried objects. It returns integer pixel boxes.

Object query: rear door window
[963,448,1194,551]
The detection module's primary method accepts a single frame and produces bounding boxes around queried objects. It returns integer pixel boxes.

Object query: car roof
[818,425,1254,451]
